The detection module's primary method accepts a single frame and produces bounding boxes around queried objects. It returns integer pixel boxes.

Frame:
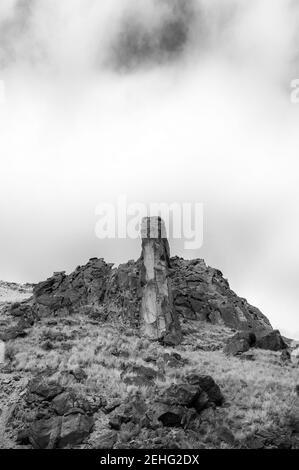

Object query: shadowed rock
[255,329,288,351]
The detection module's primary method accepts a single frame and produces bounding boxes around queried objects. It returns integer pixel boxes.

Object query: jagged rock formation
[9,218,272,337]
[32,258,113,318]
[140,217,182,345]
[169,257,272,331]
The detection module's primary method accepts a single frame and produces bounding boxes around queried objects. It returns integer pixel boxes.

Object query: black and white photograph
[0,0,299,457]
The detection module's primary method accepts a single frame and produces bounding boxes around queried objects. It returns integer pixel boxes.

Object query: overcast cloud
[0,0,299,339]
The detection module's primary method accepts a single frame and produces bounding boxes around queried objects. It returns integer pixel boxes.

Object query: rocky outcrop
[8,218,273,337]
[169,257,272,332]
[15,376,97,449]
[32,259,113,318]
[140,217,182,345]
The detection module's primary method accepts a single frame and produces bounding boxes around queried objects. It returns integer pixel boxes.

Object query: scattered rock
[41,340,55,351]
[256,329,287,351]
[240,351,255,361]
[0,322,28,341]
[29,417,62,449]
[162,352,187,368]
[95,430,118,449]
[58,413,94,448]
[16,429,30,445]
[70,367,88,383]
[185,374,224,407]
[217,426,236,446]
[280,349,291,363]
[155,374,223,428]
[244,436,265,449]
[157,406,187,427]
[52,392,73,416]
[27,378,64,400]
[224,331,256,356]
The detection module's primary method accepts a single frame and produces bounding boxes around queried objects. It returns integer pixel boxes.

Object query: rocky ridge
[1,217,297,449]
[7,218,272,340]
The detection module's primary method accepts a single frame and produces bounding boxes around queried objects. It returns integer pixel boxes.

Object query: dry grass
[1,313,298,448]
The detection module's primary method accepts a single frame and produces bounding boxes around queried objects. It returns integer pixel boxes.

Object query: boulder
[224,331,256,356]
[159,375,223,414]
[27,378,64,400]
[157,406,187,427]
[52,392,73,416]
[29,417,62,449]
[162,352,186,368]
[95,430,118,449]
[0,321,29,341]
[58,413,94,448]
[159,383,201,408]
[256,330,288,351]
[185,374,224,407]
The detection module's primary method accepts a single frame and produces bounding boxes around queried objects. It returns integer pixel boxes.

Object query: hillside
[0,281,33,305]
[0,218,298,449]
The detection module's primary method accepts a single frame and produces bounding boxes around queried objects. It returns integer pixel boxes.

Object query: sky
[0,0,299,339]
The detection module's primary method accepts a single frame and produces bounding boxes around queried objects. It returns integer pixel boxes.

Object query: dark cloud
[107,0,198,71]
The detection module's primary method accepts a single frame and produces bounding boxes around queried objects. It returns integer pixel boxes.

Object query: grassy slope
[1,310,298,449]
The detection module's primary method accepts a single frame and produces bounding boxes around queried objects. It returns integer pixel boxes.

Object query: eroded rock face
[31,258,113,318]
[16,377,96,449]
[11,218,273,336]
[170,257,272,332]
[140,217,182,345]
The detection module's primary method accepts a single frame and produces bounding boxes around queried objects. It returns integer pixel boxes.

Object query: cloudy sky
[0,0,299,339]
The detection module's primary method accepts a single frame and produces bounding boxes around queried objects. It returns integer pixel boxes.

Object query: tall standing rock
[140,217,182,345]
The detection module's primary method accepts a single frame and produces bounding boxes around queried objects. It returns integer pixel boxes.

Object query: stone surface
[170,257,272,332]
[216,426,236,446]
[27,378,64,400]
[224,331,256,356]
[58,413,94,448]
[32,259,113,318]
[95,430,118,449]
[156,374,223,424]
[255,329,288,351]
[140,217,182,344]
[29,417,61,449]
